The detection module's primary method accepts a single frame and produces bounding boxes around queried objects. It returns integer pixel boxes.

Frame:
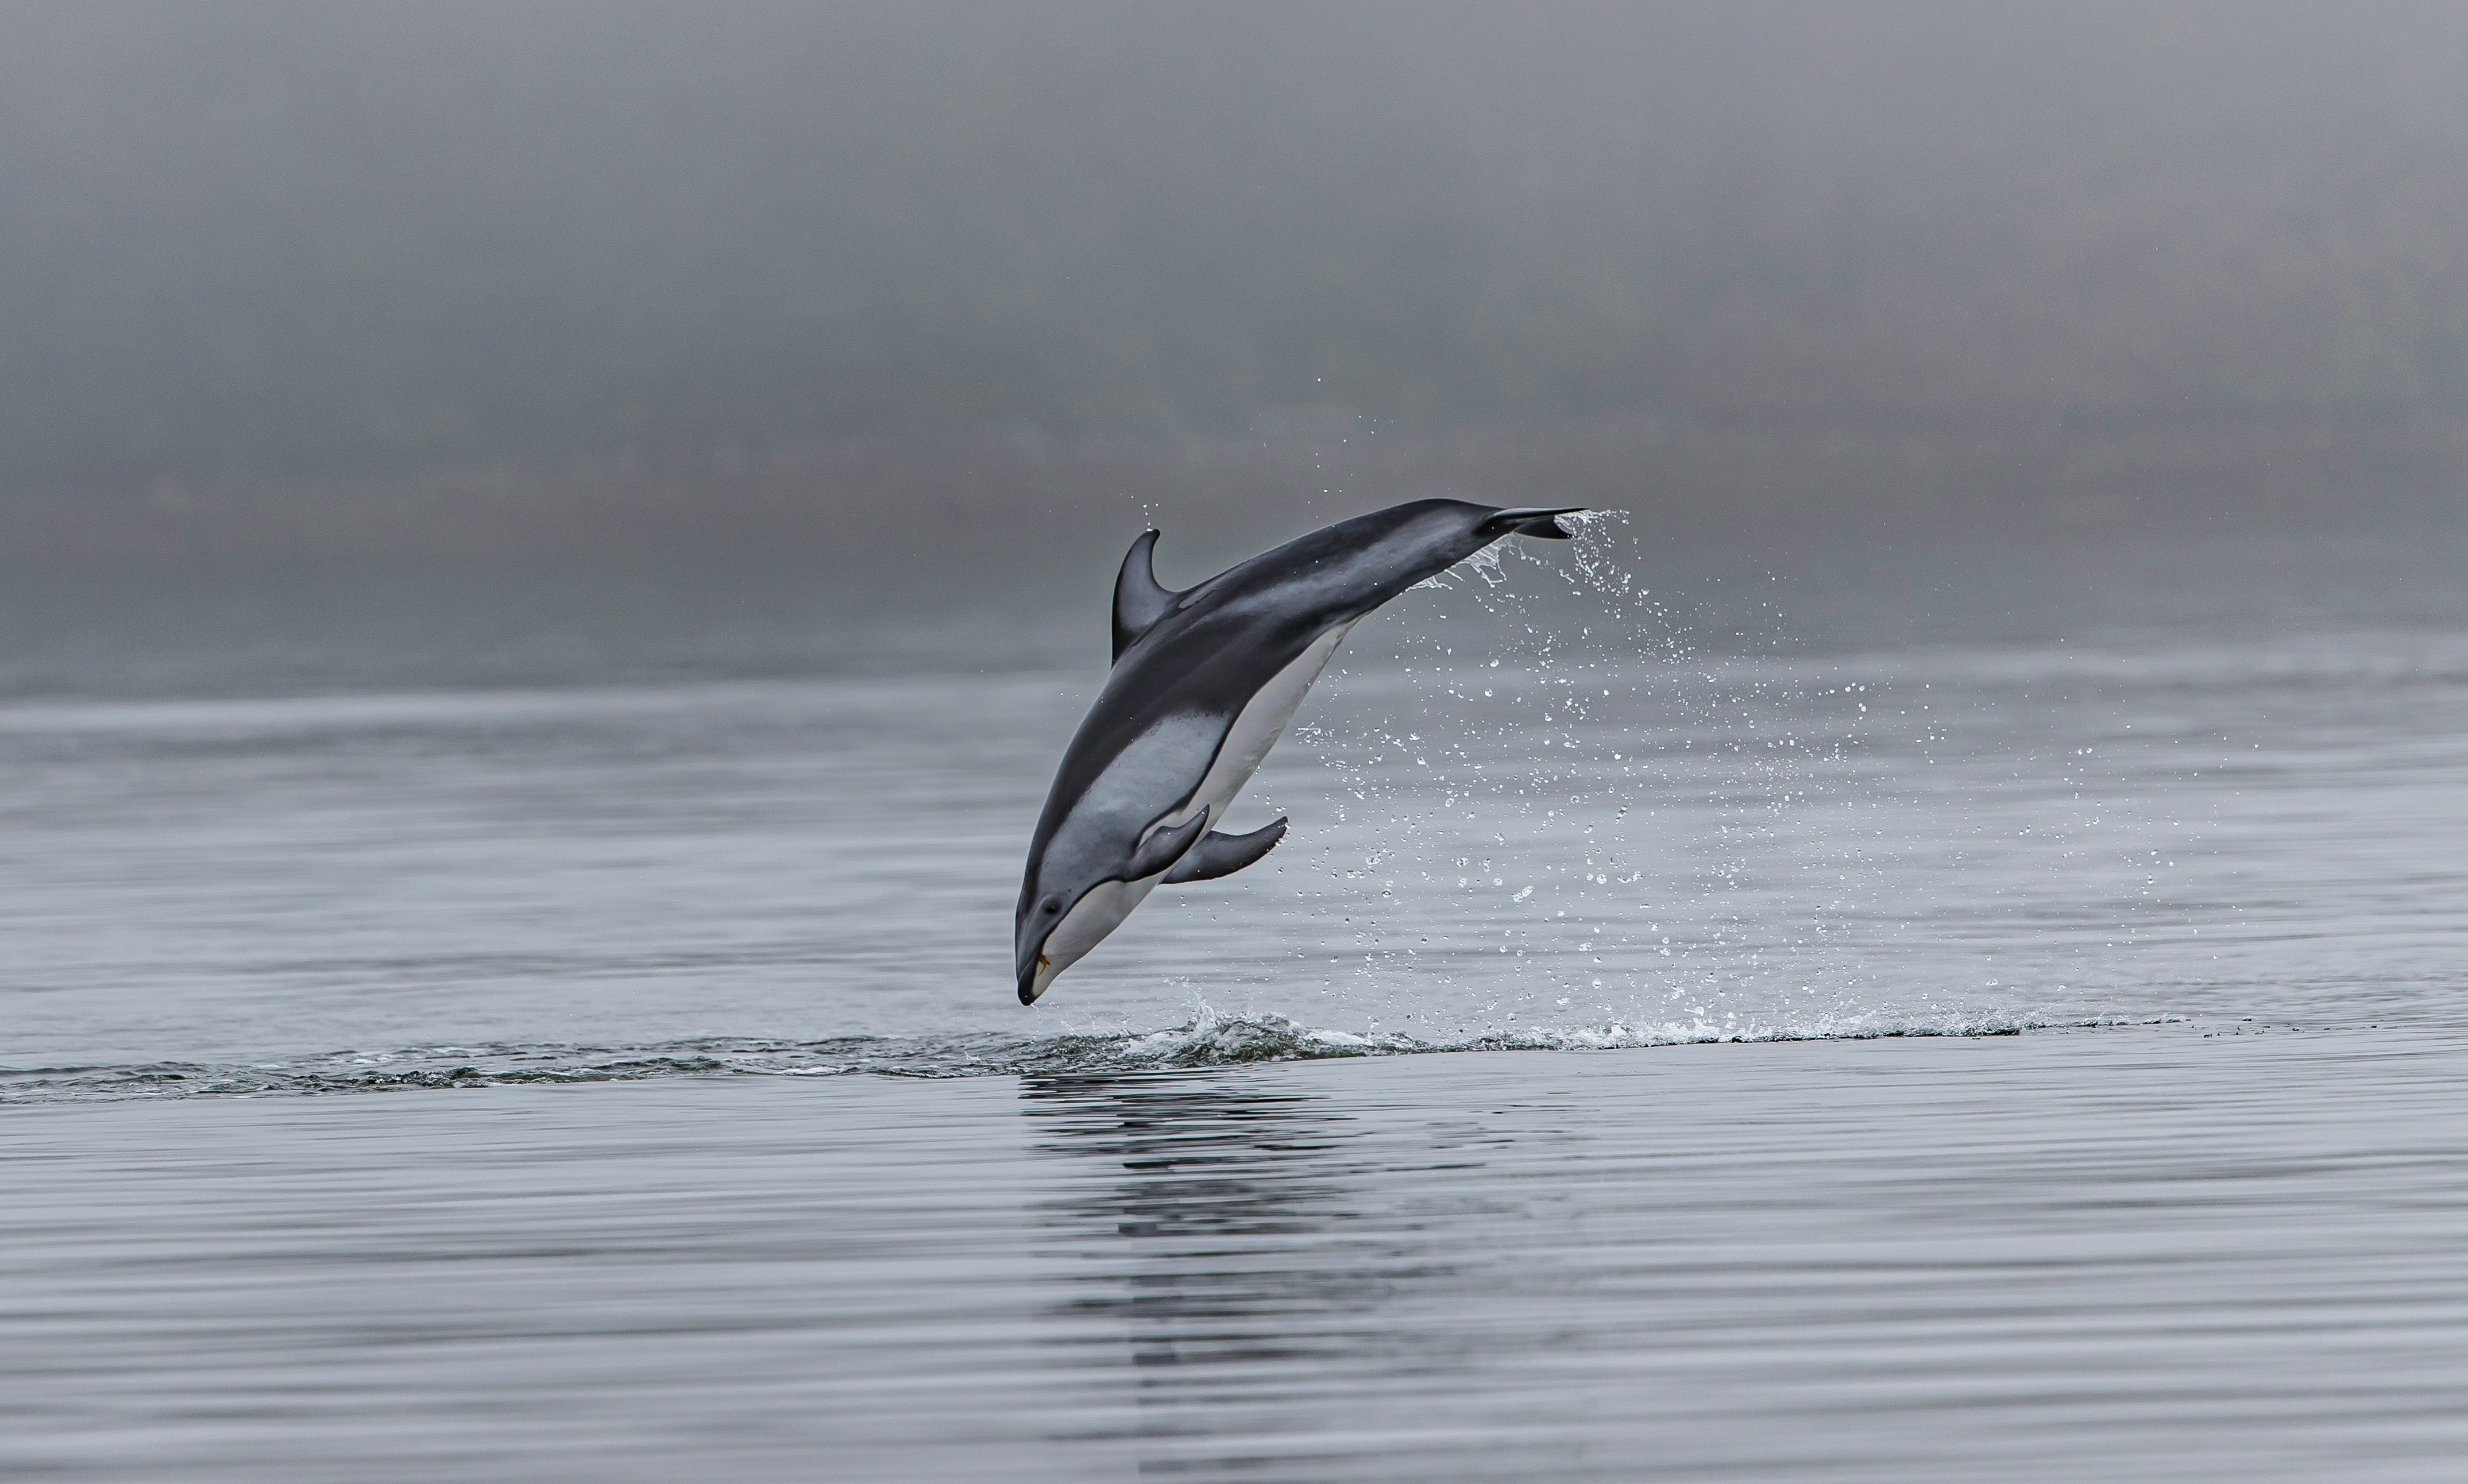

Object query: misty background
[4,1,2467,573]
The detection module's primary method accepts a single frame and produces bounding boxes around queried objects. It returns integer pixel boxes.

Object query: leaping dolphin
[1014,498,1583,1004]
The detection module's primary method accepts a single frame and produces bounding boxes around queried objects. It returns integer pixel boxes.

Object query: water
[5,526,2468,1478]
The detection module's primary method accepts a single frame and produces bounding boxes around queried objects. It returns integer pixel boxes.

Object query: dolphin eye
[1040,897,1062,915]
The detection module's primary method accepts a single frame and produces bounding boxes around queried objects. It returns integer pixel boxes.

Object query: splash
[1288,508,1913,1041]
[0,1010,2121,1103]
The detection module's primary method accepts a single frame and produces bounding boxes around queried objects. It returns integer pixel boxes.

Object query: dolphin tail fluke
[1113,528,1183,660]
[1161,817,1289,884]
[1478,506,1584,540]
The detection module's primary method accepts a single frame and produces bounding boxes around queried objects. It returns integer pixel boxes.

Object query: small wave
[0,1010,2112,1103]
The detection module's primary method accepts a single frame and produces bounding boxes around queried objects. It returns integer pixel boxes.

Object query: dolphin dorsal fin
[1112,528,1182,661]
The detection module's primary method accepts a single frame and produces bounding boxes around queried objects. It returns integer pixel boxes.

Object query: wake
[2,1008,2118,1103]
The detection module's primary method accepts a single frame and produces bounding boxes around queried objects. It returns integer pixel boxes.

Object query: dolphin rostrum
[1014,498,1583,1004]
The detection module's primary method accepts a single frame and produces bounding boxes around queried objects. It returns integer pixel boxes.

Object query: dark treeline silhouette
[3,1,2466,543]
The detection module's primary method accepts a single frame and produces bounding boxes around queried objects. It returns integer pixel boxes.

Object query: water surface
[5,528,2466,1478]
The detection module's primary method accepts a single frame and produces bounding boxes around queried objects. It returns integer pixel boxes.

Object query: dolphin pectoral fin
[1162,817,1289,884]
[1113,528,1184,661]
[1477,505,1585,540]
[1125,811,1211,881]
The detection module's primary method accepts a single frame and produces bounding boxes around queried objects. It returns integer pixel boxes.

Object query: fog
[5,1,2467,555]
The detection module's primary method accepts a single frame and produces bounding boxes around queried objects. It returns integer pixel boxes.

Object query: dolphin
[1014,498,1583,1005]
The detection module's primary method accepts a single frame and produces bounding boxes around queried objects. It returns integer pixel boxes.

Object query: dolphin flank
[1013,498,1585,1005]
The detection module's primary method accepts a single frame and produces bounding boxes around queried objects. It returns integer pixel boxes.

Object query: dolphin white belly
[1162,618,1355,834]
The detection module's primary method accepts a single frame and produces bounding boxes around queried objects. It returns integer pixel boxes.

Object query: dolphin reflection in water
[1014,499,1583,1005]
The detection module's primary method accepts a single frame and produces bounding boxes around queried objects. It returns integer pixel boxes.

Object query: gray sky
[5,1,2466,495]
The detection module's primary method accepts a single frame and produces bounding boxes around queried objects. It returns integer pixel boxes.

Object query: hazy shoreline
[7,413,2464,568]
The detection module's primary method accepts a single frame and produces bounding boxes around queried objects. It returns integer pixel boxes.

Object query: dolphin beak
[1018,945,1053,1006]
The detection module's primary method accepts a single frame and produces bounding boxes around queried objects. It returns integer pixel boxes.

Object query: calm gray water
[5,526,2468,1479]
